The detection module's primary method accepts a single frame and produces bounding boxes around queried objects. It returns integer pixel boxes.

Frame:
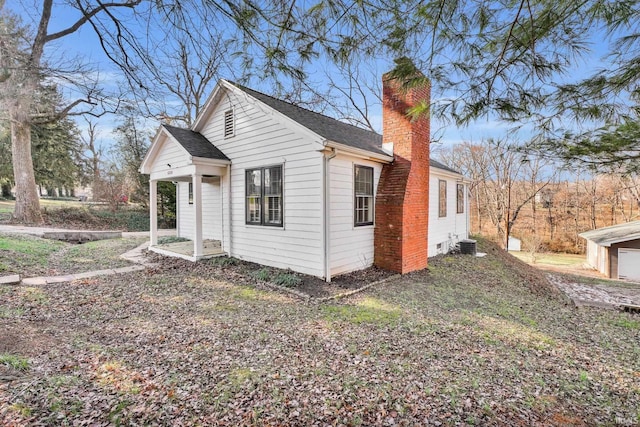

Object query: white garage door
[618,248,640,281]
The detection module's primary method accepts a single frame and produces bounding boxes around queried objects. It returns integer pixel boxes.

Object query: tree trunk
[10,101,43,224]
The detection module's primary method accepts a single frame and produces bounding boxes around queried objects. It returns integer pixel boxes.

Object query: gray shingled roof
[580,220,640,246]
[163,124,229,161]
[430,158,462,174]
[229,81,462,175]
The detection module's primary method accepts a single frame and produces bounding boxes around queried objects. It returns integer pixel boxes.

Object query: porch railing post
[150,179,158,246]
[193,174,203,258]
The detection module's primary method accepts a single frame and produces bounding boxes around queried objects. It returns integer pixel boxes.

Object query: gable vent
[224,109,234,137]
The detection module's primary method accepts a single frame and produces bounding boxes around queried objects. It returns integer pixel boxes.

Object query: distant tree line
[439,139,640,254]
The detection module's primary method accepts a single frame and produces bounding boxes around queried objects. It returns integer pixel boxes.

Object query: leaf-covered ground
[1,243,639,426]
[0,233,147,277]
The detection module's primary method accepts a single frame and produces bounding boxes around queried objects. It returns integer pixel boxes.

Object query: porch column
[150,179,158,246]
[193,174,203,258]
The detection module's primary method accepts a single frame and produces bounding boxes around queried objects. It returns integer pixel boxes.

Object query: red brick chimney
[374,72,430,274]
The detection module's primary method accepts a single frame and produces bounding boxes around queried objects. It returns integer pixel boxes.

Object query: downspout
[227,164,232,257]
[466,182,470,239]
[323,147,338,282]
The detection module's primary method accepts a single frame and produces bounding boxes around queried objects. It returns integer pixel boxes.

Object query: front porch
[140,124,232,263]
[149,239,226,262]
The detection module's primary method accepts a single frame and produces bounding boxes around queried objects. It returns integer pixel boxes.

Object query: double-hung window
[456,183,464,214]
[354,165,374,226]
[246,165,283,226]
[438,180,447,217]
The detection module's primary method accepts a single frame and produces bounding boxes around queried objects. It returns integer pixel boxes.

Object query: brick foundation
[374,74,430,274]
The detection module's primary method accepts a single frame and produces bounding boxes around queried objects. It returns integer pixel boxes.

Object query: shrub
[210,256,238,267]
[272,270,302,288]
[252,268,271,281]
[542,238,583,254]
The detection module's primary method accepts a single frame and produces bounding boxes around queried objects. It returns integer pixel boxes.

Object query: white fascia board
[150,164,197,181]
[325,141,394,163]
[192,80,227,132]
[191,156,231,166]
[431,167,464,180]
[582,233,640,247]
[140,128,166,174]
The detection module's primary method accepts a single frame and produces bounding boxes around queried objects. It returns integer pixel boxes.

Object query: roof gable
[227,82,389,156]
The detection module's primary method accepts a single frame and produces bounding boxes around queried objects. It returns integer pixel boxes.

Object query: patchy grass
[0,200,174,231]
[511,251,586,267]
[0,233,65,273]
[0,201,13,221]
[0,233,146,276]
[0,353,29,370]
[322,297,402,325]
[0,240,639,425]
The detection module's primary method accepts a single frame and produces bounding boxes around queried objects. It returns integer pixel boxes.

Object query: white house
[140,76,469,281]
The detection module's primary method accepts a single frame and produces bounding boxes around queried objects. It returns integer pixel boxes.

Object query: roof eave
[191,79,230,132]
[325,140,394,163]
[431,166,464,179]
[191,156,231,166]
[579,231,640,247]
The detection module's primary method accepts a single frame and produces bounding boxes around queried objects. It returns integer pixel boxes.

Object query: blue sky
[8,0,625,160]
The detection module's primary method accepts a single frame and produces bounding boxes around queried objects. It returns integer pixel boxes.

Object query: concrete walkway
[0,226,175,286]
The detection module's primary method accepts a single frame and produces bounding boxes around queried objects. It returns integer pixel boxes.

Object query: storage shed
[508,236,521,251]
[580,220,640,281]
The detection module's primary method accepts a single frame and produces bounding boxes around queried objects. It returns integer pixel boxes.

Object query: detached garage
[580,220,640,281]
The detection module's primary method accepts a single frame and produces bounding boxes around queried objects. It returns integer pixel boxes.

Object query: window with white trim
[456,183,464,214]
[188,182,193,205]
[224,109,234,137]
[354,165,374,226]
[439,180,447,217]
[246,165,283,226]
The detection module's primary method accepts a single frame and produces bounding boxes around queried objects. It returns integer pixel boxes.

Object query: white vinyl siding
[200,89,324,277]
[429,168,469,257]
[177,179,222,241]
[328,154,382,276]
[150,137,190,175]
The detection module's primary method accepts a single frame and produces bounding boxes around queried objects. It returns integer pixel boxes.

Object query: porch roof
[163,124,229,161]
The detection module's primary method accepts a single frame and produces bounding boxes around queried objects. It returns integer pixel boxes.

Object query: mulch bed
[144,251,397,299]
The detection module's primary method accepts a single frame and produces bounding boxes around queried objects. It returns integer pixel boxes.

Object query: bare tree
[128,7,235,126]
[0,1,141,223]
[439,139,556,249]
[76,118,104,195]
